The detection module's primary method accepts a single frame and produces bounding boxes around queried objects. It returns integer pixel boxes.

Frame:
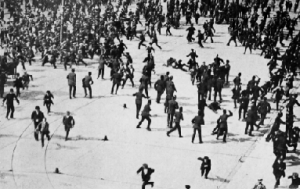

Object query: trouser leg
[41,132,45,147]
[168,125,177,135]
[198,128,202,142]
[34,122,39,141]
[205,169,210,178]
[46,103,51,112]
[84,87,87,96]
[136,103,142,118]
[16,87,21,97]
[10,106,14,118]
[137,116,146,127]
[111,83,115,94]
[192,128,196,142]
[177,124,182,137]
[65,128,70,140]
[6,105,11,118]
[144,87,148,97]
[69,86,72,98]
[259,113,266,125]
[146,117,151,128]
[88,86,92,98]
[223,129,227,141]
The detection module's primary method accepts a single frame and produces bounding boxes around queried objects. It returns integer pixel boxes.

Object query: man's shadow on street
[207,176,230,183]
[286,152,300,167]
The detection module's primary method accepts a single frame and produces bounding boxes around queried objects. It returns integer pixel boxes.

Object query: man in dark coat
[216,110,233,142]
[111,69,123,95]
[239,94,249,120]
[83,72,93,98]
[38,118,50,147]
[214,76,224,102]
[137,100,152,131]
[167,107,183,137]
[63,111,75,141]
[245,106,256,136]
[133,89,148,119]
[137,164,154,189]
[167,95,179,128]
[154,75,165,103]
[192,110,204,143]
[257,97,271,125]
[67,68,76,99]
[31,106,45,141]
[14,73,24,97]
[198,156,211,179]
[3,88,19,119]
[266,112,285,141]
[273,156,286,186]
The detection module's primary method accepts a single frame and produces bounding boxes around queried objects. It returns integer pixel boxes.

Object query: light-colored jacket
[67,72,76,86]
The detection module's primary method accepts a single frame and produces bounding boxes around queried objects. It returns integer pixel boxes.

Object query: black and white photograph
[0,0,299,188]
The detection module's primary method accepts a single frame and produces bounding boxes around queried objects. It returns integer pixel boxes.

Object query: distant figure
[63,111,75,141]
[22,71,33,90]
[137,164,155,189]
[43,91,54,113]
[67,68,76,99]
[198,156,211,179]
[252,179,266,189]
[14,73,24,97]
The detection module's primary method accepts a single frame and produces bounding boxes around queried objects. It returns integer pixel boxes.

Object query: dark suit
[137,104,151,129]
[14,77,24,97]
[63,116,75,140]
[137,167,155,189]
[198,157,211,179]
[167,99,178,128]
[192,115,204,143]
[31,110,45,141]
[3,93,19,118]
[154,79,165,103]
[245,109,255,135]
[273,158,286,185]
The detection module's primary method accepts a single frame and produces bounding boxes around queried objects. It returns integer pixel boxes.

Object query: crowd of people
[0,0,300,188]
